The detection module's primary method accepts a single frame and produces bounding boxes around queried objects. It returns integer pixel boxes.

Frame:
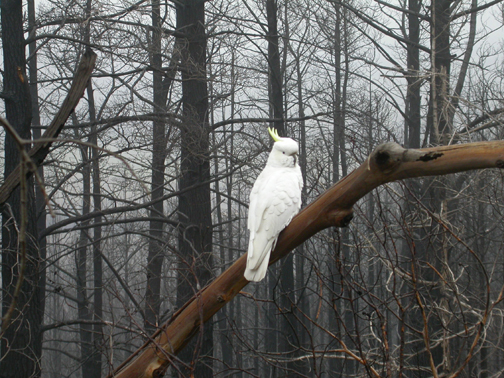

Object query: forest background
[1,0,504,377]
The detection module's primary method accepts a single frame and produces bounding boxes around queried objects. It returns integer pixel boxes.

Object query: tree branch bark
[108,140,504,378]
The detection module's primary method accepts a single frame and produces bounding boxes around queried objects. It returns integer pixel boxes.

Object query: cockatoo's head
[267,127,299,168]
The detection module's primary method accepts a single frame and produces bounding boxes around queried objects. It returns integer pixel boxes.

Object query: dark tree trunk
[210,67,233,371]
[89,81,103,377]
[28,0,47,332]
[476,177,488,378]
[329,3,350,375]
[265,2,301,374]
[175,1,213,377]
[293,39,311,377]
[431,3,452,374]
[76,141,94,378]
[266,0,284,136]
[408,2,454,376]
[144,0,182,335]
[145,0,170,333]
[401,2,426,375]
[431,0,452,145]
[80,5,103,374]
[1,0,42,376]
[266,275,278,378]
[402,0,422,258]
[406,0,422,149]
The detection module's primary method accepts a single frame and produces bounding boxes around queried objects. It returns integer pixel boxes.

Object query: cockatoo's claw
[268,127,281,142]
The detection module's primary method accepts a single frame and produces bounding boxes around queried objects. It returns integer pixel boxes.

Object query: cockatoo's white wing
[245,166,302,282]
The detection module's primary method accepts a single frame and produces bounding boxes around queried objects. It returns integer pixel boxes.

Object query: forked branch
[110,140,504,378]
[0,48,97,206]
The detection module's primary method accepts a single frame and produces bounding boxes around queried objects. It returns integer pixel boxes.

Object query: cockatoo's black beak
[293,153,298,165]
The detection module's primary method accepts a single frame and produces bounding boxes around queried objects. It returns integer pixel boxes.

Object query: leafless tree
[2,1,504,378]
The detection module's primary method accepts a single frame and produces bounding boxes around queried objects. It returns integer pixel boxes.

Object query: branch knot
[370,142,405,174]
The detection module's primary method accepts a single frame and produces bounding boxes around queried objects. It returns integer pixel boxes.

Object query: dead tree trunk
[145,0,168,334]
[1,0,40,375]
[0,48,95,378]
[266,0,284,136]
[175,1,213,377]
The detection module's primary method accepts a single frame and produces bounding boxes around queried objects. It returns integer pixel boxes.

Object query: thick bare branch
[108,140,504,378]
[0,48,97,206]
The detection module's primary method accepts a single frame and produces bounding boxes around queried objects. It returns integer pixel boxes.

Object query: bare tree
[175,1,214,377]
[1,0,41,375]
[2,1,504,377]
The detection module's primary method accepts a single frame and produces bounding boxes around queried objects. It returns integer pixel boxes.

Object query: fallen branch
[109,141,504,378]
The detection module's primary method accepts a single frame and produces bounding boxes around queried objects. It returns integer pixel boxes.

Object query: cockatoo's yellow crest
[268,127,281,142]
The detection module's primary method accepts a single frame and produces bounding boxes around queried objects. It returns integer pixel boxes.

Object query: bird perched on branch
[244,127,303,282]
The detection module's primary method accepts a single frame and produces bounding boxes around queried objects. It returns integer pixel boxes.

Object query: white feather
[244,136,303,282]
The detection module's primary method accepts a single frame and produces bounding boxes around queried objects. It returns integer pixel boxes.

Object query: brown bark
[108,140,504,378]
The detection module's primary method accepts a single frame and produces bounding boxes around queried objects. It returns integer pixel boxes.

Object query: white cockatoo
[244,127,303,282]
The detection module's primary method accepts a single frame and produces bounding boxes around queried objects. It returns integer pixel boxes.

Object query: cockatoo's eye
[283,152,285,154]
